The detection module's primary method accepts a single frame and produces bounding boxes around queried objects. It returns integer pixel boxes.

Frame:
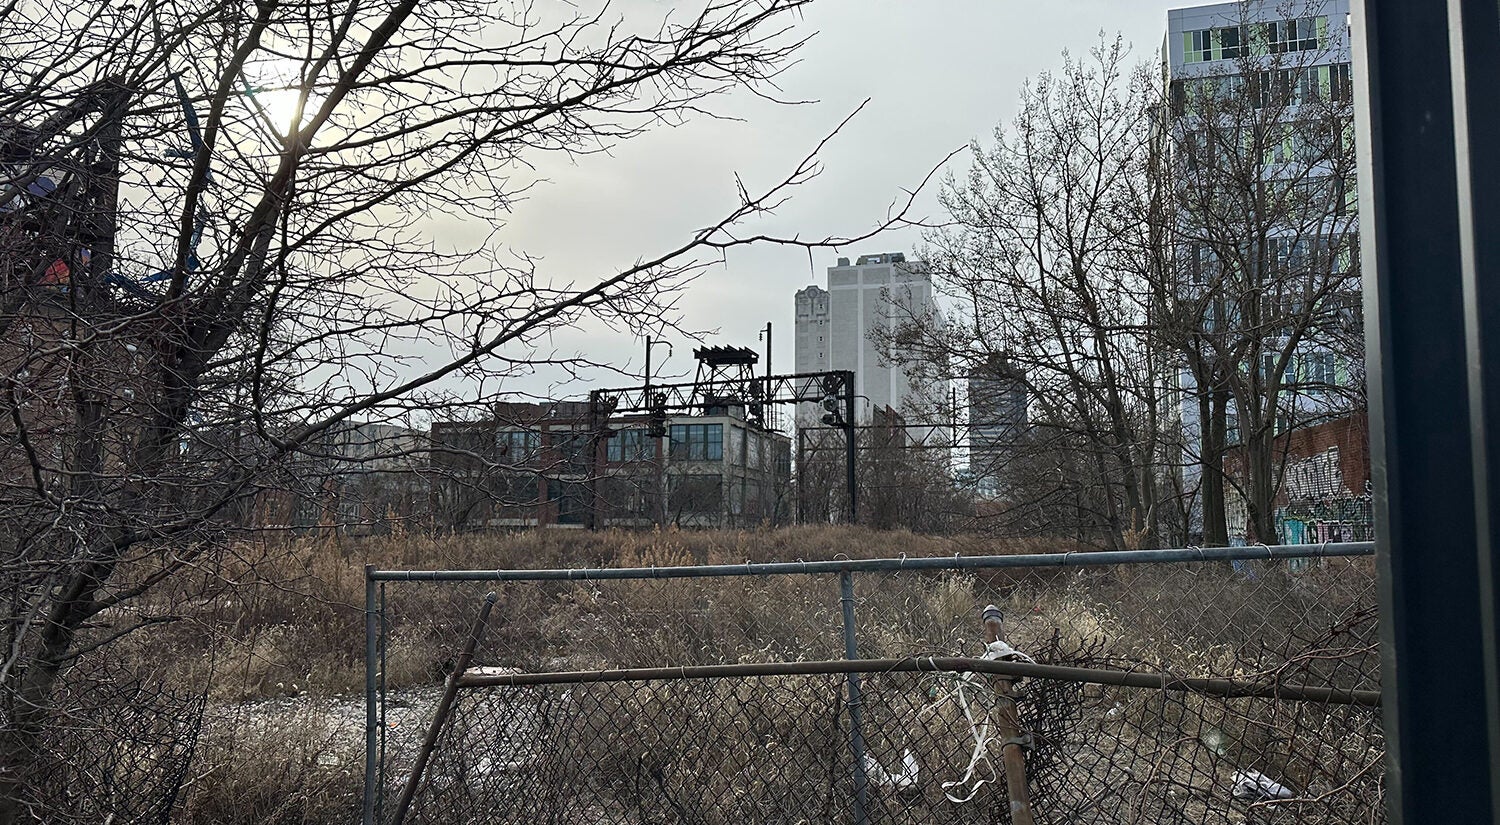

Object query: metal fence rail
[367,542,1374,581]
[363,542,1380,824]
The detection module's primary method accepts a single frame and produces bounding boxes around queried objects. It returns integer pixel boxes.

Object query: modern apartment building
[1163,0,1361,542]
[793,252,947,428]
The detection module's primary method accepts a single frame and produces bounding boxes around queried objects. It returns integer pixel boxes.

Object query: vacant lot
[52,528,1378,824]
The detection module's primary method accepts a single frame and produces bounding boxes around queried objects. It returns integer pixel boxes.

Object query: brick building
[1225,412,1371,543]
[429,401,790,530]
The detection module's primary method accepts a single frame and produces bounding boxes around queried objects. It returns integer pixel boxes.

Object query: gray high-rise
[794,252,945,427]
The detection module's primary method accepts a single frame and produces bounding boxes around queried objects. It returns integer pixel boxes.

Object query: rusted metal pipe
[371,541,1375,582]
[981,604,1035,825]
[454,657,1381,706]
[390,592,499,825]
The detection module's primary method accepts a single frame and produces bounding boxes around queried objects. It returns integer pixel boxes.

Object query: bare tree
[1142,4,1361,543]
[0,0,923,816]
[896,39,1178,550]
[896,20,1361,549]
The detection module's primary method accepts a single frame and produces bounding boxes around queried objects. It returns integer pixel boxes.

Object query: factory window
[495,430,540,461]
[669,423,723,461]
[607,429,653,462]
[669,474,723,514]
[551,432,593,474]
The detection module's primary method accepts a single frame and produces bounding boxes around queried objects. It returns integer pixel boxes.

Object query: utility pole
[758,322,773,429]
[845,378,858,524]
[645,337,671,526]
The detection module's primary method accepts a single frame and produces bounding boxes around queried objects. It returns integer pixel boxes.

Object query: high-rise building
[1163,0,1360,542]
[968,356,1028,496]
[794,252,946,427]
[793,283,831,384]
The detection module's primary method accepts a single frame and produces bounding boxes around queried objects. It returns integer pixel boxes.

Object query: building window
[669,423,723,461]
[1253,64,1346,109]
[1185,25,1246,63]
[496,430,540,461]
[1185,29,1212,63]
[1276,412,1294,434]
[1306,351,1338,387]
[1333,235,1357,274]
[1184,243,1218,287]
[1341,172,1358,214]
[551,480,587,525]
[550,432,592,474]
[1330,63,1354,102]
[669,473,723,514]
[1264,16,1326,54]
[607,428,653,462]
[1175,74,1246,113]
[502,472,539,506]
[1219,25,1242,59]
[1268,235,1313,273]
[1262,353,1290,386]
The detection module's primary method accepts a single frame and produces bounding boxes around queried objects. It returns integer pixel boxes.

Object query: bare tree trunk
[1199,388,1230,546]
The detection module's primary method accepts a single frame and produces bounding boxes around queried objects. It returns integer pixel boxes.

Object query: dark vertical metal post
[646,339,658,528]
[1451,0,1500,808]
[981,605,1035,825]
[1354,0,1499,820]
[378,582,388,822]
[843,371,858,524]
[587,393,601,532]
[362,565,378,825]
[796,426,806,525]
[391,592,500,825]
[764,323,774,430]
[839,571,869,825]
[764,323,772,383]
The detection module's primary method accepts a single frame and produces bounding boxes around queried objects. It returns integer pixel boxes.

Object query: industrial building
[429,395,791,531]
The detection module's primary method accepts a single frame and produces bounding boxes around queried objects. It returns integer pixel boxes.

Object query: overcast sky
[486,1,1182,401]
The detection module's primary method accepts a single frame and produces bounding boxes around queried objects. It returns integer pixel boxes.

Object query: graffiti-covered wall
[1273,414,1372,543]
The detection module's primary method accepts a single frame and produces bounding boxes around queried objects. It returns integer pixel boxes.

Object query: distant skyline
[483,1,1183,405]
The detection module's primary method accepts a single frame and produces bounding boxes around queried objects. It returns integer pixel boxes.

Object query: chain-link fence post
[982,604,1035,825]
[839,570,870,825]
[363,564,378,825]
[378,580,389,823]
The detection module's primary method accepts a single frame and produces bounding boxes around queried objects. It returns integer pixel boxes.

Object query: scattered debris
[863,749,920,793]
[1232,768,1295,801]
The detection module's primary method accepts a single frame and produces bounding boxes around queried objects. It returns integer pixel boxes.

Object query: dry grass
[84,527,1376,823]
[121,526,1062,701]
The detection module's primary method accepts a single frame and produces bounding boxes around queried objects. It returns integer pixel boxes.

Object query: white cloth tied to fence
[905,639,1037,803]
[983,639,1036,665]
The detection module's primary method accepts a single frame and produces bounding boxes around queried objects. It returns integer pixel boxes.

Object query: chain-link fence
[364,543,1380,824]
[2,653,208,823]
